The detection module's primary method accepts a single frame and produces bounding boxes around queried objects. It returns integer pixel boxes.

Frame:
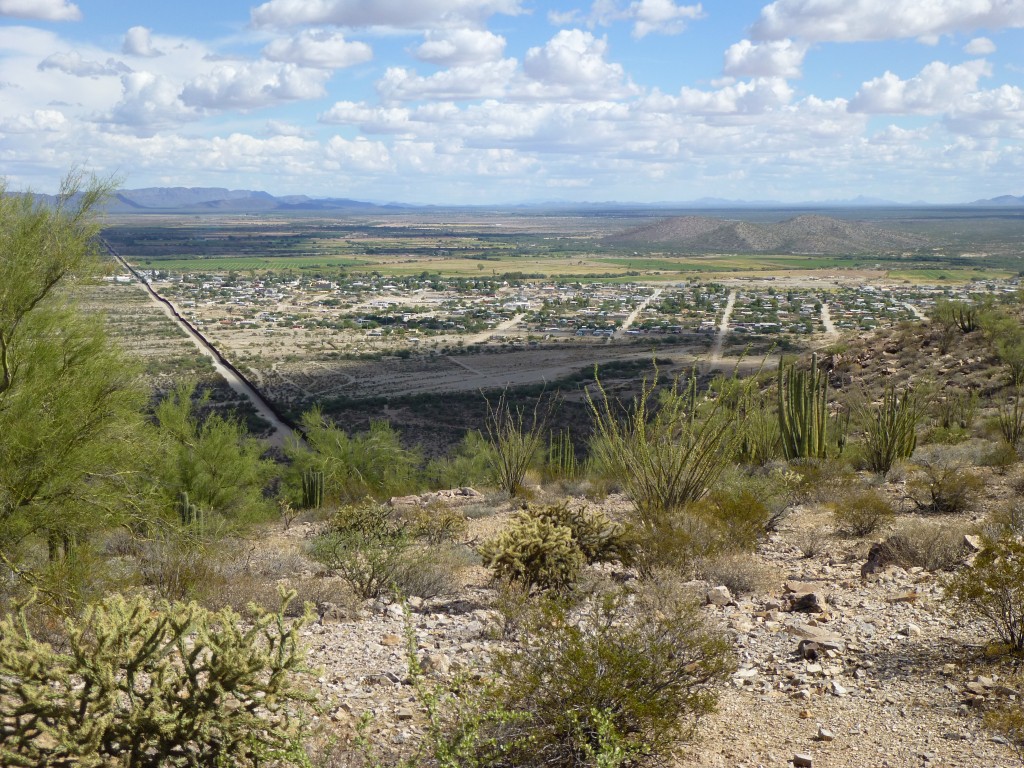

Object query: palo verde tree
[152,381,276,525]
[0,172,148,593]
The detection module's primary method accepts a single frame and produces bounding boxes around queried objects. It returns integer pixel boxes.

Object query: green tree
[287,406,421,504]
[153,382,275,524]
[0,173,147,587]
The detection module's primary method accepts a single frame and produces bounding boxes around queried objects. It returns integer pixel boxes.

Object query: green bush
[405,502,469,545]
[309,502,458,599]
[481,583,734,767]
[479,512,585,591]
[907,448,983,514]
[833,489,895,537]
[425,429,495,490]
[289,408,422,504]
[947,535,1024,651]
[0,592,313,768]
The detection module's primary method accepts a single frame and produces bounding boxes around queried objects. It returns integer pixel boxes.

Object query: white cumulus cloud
[849,59,991,114]
[723,39,806,78]
[123,27,163,58]
[964,36,997,54]
[376,59,517,103]
[105,71,196,132]
[181,61,329,110]
[523,29,635,97]
[38,51,131,77]
[251,0,523,30]
[752,0,1024,43]
[0,0,80,22]
[628,0,703,38]
[677,76,794,114]
[413,29,506,65]
[263,29,372,69]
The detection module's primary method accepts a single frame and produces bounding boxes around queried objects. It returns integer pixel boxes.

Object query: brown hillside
[605,213,929,254]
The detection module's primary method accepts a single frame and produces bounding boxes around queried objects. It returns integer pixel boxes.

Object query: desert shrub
[695,553,775,596]
[980,440,1020,471]
[0,592,313,768]
[735,406,782,466]
[876,520,969,572]
[309,502,458,598]
[986,500,1024,539]
[933,387,980,431]
[907,447,983,514]
[404,502,469,544]
[786,457,857,503]
[947,536,1024,651]
[479,583,734,768]
[998,386,1024,449]
[982,672,1024,763]
[833,489,895,537]
[797,529,826,559]
[289,408,422,504]
[137,533,223,602]
[637,488,772,570]
[425,429,496,490]
[479,512,585,591]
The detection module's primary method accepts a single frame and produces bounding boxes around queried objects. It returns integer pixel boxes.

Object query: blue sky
[1,0,1023,204]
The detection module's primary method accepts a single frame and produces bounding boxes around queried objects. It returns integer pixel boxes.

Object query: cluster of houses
[138,267,1019,354]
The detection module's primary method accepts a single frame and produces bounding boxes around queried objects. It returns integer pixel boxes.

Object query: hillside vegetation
[605,213,930,253]
[6,177,1024,767]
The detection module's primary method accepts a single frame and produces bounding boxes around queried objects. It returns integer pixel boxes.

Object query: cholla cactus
[480,512,585,591]
[0,591,314,767]
[532,501,633,565]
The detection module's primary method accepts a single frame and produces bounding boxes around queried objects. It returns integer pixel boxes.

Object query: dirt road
[710,291,737,362]
[102,241,299,449]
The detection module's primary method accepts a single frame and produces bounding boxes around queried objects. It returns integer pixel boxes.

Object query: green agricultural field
[133,255,372,271]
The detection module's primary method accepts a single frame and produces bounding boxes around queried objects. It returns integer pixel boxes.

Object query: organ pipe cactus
[778,353,829,460]
[176,490,200,527]
[301,468,324,509]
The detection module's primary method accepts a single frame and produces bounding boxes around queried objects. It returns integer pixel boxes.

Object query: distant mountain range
[24,185,1024,213]
[968,194,1024,207]
[604,214,930,254]
[99,187,416,213]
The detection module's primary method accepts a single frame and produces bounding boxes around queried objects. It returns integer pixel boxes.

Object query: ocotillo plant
[301,468,324,509]
[777,352,829,460]
[862,384,921,474]
[176,490,200,526]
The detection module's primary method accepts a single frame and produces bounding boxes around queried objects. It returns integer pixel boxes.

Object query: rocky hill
[606,213,929,254]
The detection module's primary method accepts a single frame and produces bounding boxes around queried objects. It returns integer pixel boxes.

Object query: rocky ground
[256,481,1022,768]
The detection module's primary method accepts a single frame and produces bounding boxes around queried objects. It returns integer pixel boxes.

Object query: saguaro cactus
[778,352,829,460]
[301,469,324,509]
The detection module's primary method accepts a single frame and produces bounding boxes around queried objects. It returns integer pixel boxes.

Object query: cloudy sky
[1,0,1022,203]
